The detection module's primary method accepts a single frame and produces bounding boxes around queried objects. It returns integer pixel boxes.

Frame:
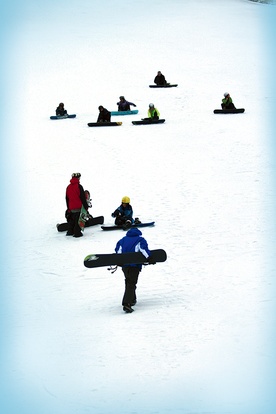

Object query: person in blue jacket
[117,96,136,111]
[115,228,155,313]
[111,196,139,228]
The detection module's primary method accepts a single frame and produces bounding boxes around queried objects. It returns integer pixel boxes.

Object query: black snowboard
[87,122,122,127]
[149,84,178,88]
[57,216,104,232]
[101,222,155,231]
[84,249,167,268]
[132,119,165,125]
[213,108,245,114]
[50,114,76,120]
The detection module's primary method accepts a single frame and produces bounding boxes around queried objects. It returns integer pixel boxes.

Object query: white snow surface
[2,0,276,413]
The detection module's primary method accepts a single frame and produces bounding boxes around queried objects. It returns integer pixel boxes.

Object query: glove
[133,104,137,107]
[112,210,121,218]
[147,256,156,265]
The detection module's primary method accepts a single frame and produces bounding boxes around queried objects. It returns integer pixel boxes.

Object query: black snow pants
[122,266,140,306]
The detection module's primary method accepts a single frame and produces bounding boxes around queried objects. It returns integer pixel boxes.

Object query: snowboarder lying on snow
[56,102,67,116]
[115,228,155,313]
[221,93,236,110]
[154,70,167,86]
[117,96,136,111]
[111,196,140,229]
[97,105,111,122]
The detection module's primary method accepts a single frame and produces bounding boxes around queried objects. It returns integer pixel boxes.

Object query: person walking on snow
[65,173,89,237]
[117,96,136,111]
[115,228,155,313]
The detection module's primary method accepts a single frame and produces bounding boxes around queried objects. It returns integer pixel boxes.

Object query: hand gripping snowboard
[84,249,167,269]
[57,216,104,232]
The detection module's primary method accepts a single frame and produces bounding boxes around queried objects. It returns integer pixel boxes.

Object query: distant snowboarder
[117,96,136,111]
[154,71,167,86]
[221,93,236,110]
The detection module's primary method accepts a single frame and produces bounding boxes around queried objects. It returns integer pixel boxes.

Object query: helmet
[224,92,229,97]
[122,196,130,204]
[119,96,125,100]
[72,172,81,178]
[149,103,154,108]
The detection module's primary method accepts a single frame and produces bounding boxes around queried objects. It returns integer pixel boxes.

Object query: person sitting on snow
[56,103,67,116]
[147,103,160,120]
[117,96,136,111]
[111,196,140,229]
[154,71,167,86]
[97,105,111,122]
[221,93,236,110]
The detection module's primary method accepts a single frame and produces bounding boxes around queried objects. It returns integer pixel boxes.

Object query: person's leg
[122,267,140,310]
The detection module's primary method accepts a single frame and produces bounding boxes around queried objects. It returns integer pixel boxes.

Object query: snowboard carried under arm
[84,249,167,268]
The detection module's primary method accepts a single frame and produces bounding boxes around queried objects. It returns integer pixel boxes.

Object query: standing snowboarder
[115,228,155,313]
[65,173,89,237]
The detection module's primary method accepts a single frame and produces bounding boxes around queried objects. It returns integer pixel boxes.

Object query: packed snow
[1,0,276,413]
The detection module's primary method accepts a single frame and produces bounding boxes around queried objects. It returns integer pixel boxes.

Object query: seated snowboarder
[56,103,67,116]
[97,105,111,122]
[143,103,160,122]
[111,196,140,229]
[154,71,167,86]
[221,93,236,110]
[117,96,136,111]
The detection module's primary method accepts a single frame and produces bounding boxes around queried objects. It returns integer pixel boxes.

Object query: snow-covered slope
[1,1,275,413]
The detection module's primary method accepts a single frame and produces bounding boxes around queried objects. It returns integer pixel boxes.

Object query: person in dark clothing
[97,105,111,122]
[65,173,89,237]
[117,96,136,111]
[56,103,67,116]
[115,228,155,313]
[154,71,167,86]
[221,92,236,110]
[111,196,140,229]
